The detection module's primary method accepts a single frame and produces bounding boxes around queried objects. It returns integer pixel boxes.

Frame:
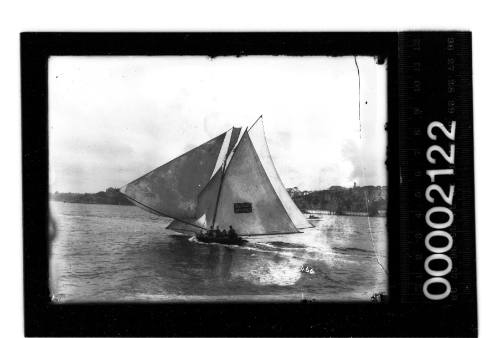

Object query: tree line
[289,186,387,216]
[50,185,388,216]
[50,187,133,206]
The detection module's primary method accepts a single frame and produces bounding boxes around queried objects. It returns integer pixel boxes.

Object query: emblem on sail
[120,117,312,236]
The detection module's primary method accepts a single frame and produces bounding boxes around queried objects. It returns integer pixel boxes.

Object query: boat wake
[263,241,307,249]
[185,233,363,267]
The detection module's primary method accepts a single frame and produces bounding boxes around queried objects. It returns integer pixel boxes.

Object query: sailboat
[119,117,313,244]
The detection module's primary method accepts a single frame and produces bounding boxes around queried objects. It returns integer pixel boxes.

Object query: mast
[248,114,263,130]
[210,163,225,230]
[210,127,247,229]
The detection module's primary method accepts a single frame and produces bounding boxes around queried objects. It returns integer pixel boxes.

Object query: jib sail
[248,119,312,229]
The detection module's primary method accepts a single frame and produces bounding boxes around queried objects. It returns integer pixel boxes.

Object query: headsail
[248,119,313,229]
[194,168,223,229]
[120,128,238,221]
[213,130,301,235]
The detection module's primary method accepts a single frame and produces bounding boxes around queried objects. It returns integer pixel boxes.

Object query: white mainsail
[212,130,301,235]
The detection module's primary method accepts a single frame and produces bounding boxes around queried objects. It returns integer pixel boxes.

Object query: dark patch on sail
[234,202,252,213]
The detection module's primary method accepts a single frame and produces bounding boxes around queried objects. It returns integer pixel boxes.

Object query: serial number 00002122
[423,120,456,300]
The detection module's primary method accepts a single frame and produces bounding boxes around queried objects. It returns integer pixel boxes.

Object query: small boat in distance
[307,214,324,222]
[119,116,313,245]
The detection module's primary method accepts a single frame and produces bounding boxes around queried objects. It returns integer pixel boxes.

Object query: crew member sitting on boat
[195,225,245,245]
[228,226,237,240]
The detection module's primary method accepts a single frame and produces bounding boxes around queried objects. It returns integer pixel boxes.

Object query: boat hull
[195,233,247,246]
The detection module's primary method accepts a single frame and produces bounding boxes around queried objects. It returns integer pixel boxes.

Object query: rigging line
[121,193,207,231]
[354,56,388,276]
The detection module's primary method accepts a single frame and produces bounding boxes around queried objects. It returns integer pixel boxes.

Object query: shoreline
[50,200,387,217]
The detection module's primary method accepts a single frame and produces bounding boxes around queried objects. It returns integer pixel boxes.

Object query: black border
[22,32,475,337]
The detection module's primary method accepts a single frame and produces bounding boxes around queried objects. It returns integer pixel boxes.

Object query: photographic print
[48,55,388,303]
[22,32,476,337]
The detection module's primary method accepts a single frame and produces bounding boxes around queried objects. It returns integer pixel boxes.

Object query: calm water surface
[50,201,387,302]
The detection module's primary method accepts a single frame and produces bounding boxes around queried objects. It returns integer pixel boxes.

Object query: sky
[49,55,387,193]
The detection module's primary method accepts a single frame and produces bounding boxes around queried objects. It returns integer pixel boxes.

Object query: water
[50,201,387,302]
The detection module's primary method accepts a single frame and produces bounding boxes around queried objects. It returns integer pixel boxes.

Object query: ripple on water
[50,202,388,302]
